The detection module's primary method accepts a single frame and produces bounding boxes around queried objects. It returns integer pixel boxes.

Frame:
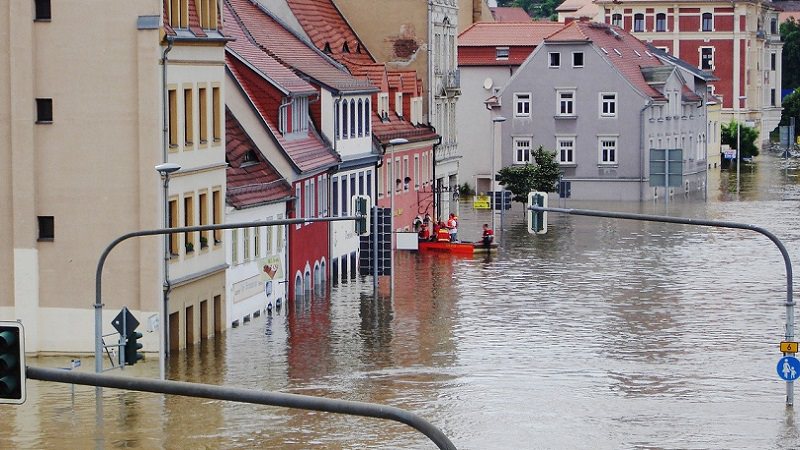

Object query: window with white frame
[496,46,509,60]
[557,136,575,164]
[700,47,713,70]
[395,92,403,117]
[557,90,575,116]
[598,137,618,165]
[548,52,561,68]
[295,185,302,229]
[612,13,622,27]
[378,93,389,119]
[702,12,713,32]
[514,93,531,117]
[403,156,409,191]
[514,138,532,164]
[414,154,420,190]
[572,52,584,68]
[656,13,666,32]
[600,92,617,117]
[634,13,644,32]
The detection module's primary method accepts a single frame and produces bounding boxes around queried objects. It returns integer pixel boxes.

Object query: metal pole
[491,121,496,232]
[390,144,395,295]
[736,102,741,195]
[372,204,378,293]
[27,366,458,450]
[530,204,795,406]
[160,174,169,380]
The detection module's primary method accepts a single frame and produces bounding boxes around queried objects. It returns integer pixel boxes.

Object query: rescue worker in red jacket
[436,221,451,242]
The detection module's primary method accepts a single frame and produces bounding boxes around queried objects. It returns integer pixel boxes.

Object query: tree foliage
[495,0,559,21]
[781,19,800,92]
[780,88,800,130]
[721,120,759,159]
[497,146,561,203]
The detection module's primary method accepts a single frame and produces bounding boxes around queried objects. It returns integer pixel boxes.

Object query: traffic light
[351,195,372,236]
[0,321,26,404]
[124,331,144,366]
[527,191,547,234]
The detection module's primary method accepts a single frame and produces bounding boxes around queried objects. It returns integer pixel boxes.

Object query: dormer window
[395,92,403,117]
[279,95,309,135]
[342,42,350,53]
[356,43,363,53]
[199,0,218,30]
[169,0,189,29]
[496,46,509,60]
[242,149,258,166]
[323,42,332,53]
[378,93,390,121]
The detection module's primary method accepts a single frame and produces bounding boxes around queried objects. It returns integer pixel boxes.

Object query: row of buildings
[0,0,783,355]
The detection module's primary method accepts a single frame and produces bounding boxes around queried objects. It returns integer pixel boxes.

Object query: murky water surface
[4,155,800,449]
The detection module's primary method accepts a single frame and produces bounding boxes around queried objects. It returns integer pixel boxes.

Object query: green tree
[497,146,561,203]
[495,0,558,20]
[721,120,759,159]
[780,88,800,131]
[781,19,800,92]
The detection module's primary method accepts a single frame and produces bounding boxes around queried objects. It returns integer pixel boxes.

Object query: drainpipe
[640,98,654,202]
[160,36,174,376]
[278,97,291,134]
[431,132,441,221]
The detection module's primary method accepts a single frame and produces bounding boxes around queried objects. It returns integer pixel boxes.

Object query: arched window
[365,98,371,134]
[656,13,666,32]
[350,99,356,138]
[702,13,713,32]
[358,99,363,137]
[294,274,303,300]
[334,100,340,140]
[634,13,644,32]
[304,269,311,294]
[612,13,622,27]
[342,100,349,138]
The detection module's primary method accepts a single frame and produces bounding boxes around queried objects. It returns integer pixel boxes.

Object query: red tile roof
[162,0,225,39]
[223,3,316,95]
[226,109,293,209]
[490,7,532,22]
[545,21,665,100]
[226,54,340,174]
[284,0,375,67]
[225,0,375,94]
[458,22,564,46]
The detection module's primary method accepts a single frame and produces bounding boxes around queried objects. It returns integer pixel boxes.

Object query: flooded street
[5,154,800,449]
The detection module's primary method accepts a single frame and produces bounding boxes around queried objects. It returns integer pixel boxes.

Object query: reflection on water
[5,154,800,449]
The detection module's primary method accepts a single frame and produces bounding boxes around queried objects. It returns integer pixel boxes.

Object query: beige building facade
[0,0,226,355]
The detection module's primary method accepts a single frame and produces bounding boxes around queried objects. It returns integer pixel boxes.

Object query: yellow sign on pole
[473,195,490,210]
[781,341,798,353]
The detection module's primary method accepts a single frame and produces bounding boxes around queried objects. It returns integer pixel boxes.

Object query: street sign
[473,195,490,210]
[111,307,139,336]
[777,356,800,381]
[781,341,799,353]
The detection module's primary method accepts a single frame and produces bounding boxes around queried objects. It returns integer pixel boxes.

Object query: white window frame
[700,47,714,71]
[572,51,584,68]
[612,13,622,27]
[701,12,713,32]
[548,52,561,68]
[496,46,509,60]
[598,136,619,165]
[599,92,617,117]
[513,138,532,164]
[514,93,531,117]
[633,13,644,32]
[557,136,576,165]
[556,89,576,117]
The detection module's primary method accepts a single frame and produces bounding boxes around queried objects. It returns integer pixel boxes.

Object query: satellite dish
[483,77,493,90]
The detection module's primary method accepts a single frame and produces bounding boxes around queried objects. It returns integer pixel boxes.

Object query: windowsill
[37,237,54,242]
[34,18,52,22]
[554,115,577,120]
[559,163,577,167]
[548,66,560,69]
[35,120,53,124]
[514,114,531,118]
[213,138,222,143]
[600,115,617,119]
[598,164,619,168]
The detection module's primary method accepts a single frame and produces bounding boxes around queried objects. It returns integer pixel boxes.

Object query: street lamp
[491,116,506,232]
[736,95,746,195]
[387,137,408,294]
[155,162,180,380]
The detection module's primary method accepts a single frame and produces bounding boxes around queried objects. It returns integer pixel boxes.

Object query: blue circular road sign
[777,356,800,381]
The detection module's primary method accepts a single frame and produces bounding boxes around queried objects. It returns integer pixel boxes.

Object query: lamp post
[155,162,180,380]
[387,138,408,295]
[491,116,506,232]
[736,95,746,195]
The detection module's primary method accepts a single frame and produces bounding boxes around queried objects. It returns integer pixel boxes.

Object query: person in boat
[481,223,494,248]
[436,221,451,242]
[418,223,430,241]
[447,213,458,242]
